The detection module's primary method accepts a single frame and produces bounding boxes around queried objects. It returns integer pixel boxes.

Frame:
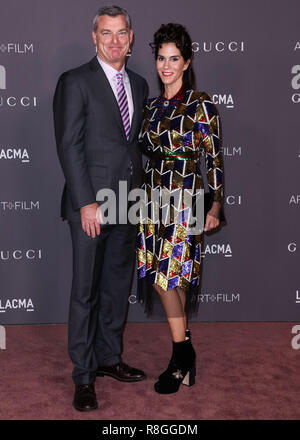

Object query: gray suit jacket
[53,56,148,221]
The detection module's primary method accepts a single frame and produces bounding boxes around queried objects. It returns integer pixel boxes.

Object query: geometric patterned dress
[137,87,224,313]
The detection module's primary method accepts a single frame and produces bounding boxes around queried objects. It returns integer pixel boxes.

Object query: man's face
[92,14,133,68]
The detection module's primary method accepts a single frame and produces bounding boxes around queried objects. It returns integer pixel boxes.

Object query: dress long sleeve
[195,92,224,203]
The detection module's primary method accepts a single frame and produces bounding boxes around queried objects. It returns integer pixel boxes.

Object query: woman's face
[156,42,190,90]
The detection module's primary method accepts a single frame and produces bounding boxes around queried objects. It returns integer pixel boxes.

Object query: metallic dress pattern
[137,88,224,294]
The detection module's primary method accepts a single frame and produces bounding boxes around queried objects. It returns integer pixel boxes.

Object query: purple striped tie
[116,72,130,140]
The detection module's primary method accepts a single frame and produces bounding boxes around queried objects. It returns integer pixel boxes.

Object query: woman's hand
[204,201,221,232]
[204,213,220,232]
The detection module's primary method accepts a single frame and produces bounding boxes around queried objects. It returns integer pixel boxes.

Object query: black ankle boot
[158,329,191,381]
[154,338,196,394]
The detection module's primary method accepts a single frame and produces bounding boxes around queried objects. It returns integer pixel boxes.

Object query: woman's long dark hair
[150,23,195,91]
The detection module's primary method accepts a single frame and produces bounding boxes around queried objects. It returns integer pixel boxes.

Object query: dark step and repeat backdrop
[0,0,299,324]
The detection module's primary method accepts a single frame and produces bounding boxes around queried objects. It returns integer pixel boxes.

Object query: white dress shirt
[97,56,134,124]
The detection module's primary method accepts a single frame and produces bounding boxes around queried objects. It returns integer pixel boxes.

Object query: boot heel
[182,364,196,387]
[154,339,196,394]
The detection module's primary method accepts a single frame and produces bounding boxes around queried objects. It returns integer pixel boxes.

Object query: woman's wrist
[208,201,222,218]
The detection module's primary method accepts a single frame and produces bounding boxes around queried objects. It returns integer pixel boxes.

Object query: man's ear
[129,29,134,46]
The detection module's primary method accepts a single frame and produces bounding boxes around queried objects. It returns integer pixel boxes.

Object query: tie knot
[116,72,123,83]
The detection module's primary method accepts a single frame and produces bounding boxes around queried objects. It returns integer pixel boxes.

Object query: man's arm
[53,72,100,237]
[53,72,96,210]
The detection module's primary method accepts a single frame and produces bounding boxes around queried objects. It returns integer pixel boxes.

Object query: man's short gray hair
[93,5,132,32]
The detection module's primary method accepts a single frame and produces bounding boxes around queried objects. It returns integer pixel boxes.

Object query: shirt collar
[97,56,129,83]
[159,85,186,102]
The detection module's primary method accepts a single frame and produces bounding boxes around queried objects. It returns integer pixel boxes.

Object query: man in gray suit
[53,5,147,412]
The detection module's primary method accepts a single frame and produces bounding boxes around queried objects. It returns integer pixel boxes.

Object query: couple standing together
[53,5,224,412]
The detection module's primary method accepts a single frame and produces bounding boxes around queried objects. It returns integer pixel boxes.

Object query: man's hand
[80,203,101,238]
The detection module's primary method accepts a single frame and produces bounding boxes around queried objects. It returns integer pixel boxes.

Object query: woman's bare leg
[176,286,187,331]
[152,284,186,342]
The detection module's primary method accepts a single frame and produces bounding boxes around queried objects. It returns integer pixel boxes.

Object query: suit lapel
[89,57,141,143]
[89,57,127,141]
[127,69,139,143]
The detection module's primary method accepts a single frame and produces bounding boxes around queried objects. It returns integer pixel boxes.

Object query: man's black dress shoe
[96,362,146,382]
[73,383,98,412]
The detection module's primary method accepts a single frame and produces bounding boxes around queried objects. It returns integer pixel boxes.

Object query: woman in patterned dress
[137,23,224,394]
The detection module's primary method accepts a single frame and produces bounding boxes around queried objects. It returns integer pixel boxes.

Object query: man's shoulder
[58,57,96,83]
[126,67,147,86]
